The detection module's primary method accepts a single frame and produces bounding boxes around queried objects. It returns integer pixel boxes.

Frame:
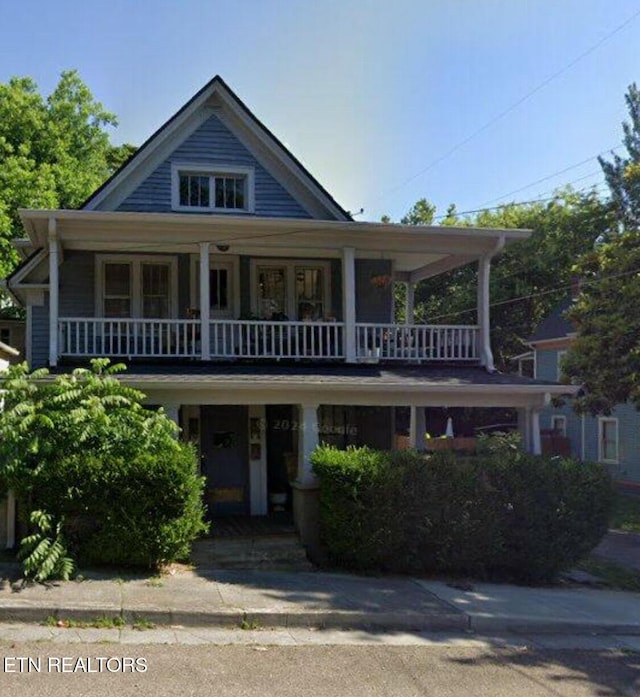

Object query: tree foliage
[0,359,207,572]
[562,84,640,414]
[0,70,134,281]
[394,191,609,368]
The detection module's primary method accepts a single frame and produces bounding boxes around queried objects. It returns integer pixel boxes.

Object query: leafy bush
[0,360,208,572]
[312,439,613,582]
[19,510,74,582]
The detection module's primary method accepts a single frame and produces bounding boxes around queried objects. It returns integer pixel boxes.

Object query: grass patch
[576,557,640,592]
[610,493,640,533]
[132,618,155,631]
[43,614,126,629]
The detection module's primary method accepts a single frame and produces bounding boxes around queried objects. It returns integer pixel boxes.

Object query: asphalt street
[1,642,639,696]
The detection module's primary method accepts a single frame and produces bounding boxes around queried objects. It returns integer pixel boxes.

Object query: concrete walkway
[594,529,640,572]
[2,563,640,636]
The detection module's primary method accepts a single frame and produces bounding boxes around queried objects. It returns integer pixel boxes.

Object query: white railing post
[199,242,210,360]
[342,247,357,363]
[48,218,59,367]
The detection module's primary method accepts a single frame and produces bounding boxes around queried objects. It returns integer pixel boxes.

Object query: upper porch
[10,210,530,369]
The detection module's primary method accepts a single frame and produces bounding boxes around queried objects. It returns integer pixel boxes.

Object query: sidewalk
[2,563,640,636]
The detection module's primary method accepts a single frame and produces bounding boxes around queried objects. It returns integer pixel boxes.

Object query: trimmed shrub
[312,440,613,582]
[28,447,207,568]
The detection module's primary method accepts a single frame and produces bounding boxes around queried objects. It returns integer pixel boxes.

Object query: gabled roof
[81,75,352,221]
[529,296,574,343]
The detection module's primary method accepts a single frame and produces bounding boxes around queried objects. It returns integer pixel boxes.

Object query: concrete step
[191,534,313,571]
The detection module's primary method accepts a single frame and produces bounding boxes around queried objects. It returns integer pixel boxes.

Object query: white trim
[25,303,33,367]
[248,405,267,515]
[551,414,567,438]
[598,416,619,464]
[94,254,178,319]
[189,253,239,318]
[171,162,255,214]
[249,258,332,320]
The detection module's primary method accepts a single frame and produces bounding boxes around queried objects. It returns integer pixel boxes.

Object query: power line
[478,146,622,207]
[364,7,640,212]
[426,263,640,323]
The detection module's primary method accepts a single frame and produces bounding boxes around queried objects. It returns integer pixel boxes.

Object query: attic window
[172,163,254,213]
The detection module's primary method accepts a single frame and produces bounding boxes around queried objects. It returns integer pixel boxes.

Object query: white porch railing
[355,323,479,361]
[209,320,345,359]
[59,318,200,358]
[58,319,478,362]
[58,318,345,360]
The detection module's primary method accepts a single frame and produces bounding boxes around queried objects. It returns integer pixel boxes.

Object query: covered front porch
[126,363,574,551]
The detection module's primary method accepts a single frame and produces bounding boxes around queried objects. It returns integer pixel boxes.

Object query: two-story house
[3,76,573,549]
[530,295,640,486]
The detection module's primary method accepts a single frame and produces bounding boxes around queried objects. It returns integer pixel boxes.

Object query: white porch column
[342,247,356,363]
[164,403,180,425]
[199,242,210,360]
[48,218,59,367]
[297,403,319,485]
[409,406,426,450]
[5,491,15,549]
[477,255,494,372]
[405,282,415,325]
[531,409,542,456]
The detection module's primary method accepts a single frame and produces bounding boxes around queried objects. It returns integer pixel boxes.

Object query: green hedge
[312,440,613,582]
[28,446,207,568]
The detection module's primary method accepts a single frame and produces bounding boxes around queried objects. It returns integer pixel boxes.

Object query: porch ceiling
[18,209,531,276]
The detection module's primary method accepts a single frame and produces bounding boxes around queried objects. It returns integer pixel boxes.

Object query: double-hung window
[98,256,176,319]
[172,164,254,213]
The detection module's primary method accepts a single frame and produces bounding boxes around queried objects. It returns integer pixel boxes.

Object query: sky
[2,0,640,223]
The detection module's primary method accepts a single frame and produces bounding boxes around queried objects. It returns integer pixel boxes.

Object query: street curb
[2,603,640,635]
[0,604,467,631]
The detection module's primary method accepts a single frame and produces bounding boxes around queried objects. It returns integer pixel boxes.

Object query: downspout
[478,234,505,373]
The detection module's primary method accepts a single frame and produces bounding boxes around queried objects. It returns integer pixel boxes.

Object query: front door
[201,406,249,517]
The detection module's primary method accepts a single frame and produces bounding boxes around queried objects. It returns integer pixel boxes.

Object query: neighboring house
[3,76,573,548]
[530,295,640,485]
[0,319,25,364]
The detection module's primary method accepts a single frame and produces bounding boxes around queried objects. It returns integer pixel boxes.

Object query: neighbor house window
[551,415,567,438]
[557,350,567,381]
[598,418,619,464]
[172,164,254,212]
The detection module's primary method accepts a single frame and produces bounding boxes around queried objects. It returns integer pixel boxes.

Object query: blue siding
[355,260,393,323]
[537,347,640,484]
[60,251,95,317]
[31,303,49,369]
[117,114,312,218]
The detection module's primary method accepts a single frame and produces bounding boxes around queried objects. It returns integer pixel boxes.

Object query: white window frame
[171,162,255,213]
[189,254,240,319]
[95,255,178,319]
[598,417,619,464]
[551,415,567,438]
[249,259,332,320]
[557,350,567,381]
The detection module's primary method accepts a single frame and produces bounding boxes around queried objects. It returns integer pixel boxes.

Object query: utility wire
[426,264,640,323]
[363,7,640,211]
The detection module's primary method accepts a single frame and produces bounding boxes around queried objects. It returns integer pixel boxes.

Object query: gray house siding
[117,114,312,219]
[355,260,393,323]
[59,251,95,317]
[31,303,49,369]
[537,346,640,484]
